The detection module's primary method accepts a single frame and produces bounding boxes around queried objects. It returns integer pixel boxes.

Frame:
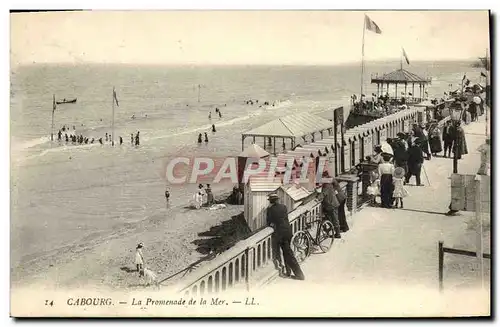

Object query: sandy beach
[11,189,248,291]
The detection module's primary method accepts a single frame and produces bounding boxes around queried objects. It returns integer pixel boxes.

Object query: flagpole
[400,48,403,70]
[112,87,115,146]
[51,94,55,142]
[360,14,366,100]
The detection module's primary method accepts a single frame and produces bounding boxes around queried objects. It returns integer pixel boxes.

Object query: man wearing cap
[266,193,305,280]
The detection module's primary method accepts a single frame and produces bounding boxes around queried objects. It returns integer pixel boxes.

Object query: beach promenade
[263,116,491,316]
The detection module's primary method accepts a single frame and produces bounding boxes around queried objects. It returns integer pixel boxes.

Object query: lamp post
[449,101,465,174]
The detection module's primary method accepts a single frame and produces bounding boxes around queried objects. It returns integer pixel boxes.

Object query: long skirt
[380,174,394,208]
[338,199,349,232]
[429,136,443,154]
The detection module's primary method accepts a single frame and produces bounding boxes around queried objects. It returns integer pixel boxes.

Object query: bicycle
[290,210,335,263]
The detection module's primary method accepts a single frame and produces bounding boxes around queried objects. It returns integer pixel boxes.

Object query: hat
[397,132,406,138]
[267,193,279,200]
[394,167,405,179]
[137,242,144,248]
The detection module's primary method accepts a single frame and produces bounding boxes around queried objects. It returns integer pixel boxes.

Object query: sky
[10,10,490,66]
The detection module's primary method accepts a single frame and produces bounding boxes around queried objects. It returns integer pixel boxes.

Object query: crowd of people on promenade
[352,93,420,116]
[364,101,477,209]
[56,125,141,147]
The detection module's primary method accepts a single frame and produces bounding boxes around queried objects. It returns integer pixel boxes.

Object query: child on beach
[392,167,409,208]
[135,243,145,276]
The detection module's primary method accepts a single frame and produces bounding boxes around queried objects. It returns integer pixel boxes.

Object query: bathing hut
[244,171,282,232]
[371,68,432,104]
[276,184,313,213]
[241,112,333,155]
[237,143,270,186]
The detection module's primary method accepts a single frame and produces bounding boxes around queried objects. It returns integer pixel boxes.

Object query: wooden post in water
[51,94,56,142]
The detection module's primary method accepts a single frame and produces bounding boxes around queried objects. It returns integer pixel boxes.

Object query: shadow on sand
[120,266,137,273]
[192,211,251,256]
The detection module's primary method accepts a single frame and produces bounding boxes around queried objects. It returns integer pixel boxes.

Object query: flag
[113,88,119,107]
[365,15,382,34]
[462,74,467,81]
[481,72,487,77]
[52,94,56,113]
[402,48,410,65]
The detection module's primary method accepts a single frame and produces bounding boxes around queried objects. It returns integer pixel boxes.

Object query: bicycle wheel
[317,220,335,253]
[290,231,310,263]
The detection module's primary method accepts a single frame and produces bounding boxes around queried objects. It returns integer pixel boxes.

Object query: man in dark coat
[266,194,305,280]
[442,120,455,158]
[405,140,424,186]
[321,179,341,238]
[393,137,408,172]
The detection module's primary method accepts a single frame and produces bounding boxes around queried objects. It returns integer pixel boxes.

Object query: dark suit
[267,202,304,279]
[442,125,455,157]
[405,144,424,186]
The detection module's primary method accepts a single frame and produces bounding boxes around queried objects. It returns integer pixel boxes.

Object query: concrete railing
[173,199,321,295]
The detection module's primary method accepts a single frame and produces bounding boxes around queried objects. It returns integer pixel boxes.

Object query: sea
[10,61,482,274]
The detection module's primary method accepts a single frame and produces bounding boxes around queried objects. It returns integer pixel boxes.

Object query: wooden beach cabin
[241,112,333,155]
[371,68,432,104]
[276,184,313,213]
[244,171,282,232]
[237,143,270,185]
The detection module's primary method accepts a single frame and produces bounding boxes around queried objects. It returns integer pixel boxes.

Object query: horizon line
[11,58,480,68]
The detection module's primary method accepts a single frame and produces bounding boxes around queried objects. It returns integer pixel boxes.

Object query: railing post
[438,241,444,292]
[244,247,250,292]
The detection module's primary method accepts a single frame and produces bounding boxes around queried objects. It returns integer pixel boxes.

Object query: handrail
[172,198,321,293]
[175,226,274,291]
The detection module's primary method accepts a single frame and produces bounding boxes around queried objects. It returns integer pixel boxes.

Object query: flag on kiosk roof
[402,47,410,65]
[365,14,382,34]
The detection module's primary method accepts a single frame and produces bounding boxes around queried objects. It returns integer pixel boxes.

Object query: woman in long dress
[428,123,443,156]
[378,154,395,208]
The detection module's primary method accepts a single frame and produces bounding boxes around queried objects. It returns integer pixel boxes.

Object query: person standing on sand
[119,136,123,145]
[131,133,134,145]
[165,188,170,209]
[209,112,212,120]
[212,124,216,133]
[135,243,145,276]
[204,132,209,143]
[206,184,214,206]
